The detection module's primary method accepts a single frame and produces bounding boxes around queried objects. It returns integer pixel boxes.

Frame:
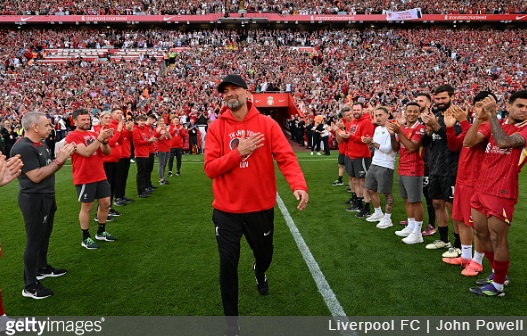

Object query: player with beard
[421,85,462,255]
[205,74,308,336]
[335,102,375,218]
[415,93,437,236]
[464,90,527,296]
[66,109,116,250]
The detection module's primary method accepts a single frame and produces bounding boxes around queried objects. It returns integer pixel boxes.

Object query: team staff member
[331,107,350,186]
[66,109,116,250]
[11,112,75,299]
[154,117,172,185]
[204,75,308,336]
[113,109,135,207]
[133,114,155,198]
[167,116,187,177]
[336,102,375,218]
[145,115,158,191]
[1,153,23,324]
[464,91,527,297]
[94,111,123,218]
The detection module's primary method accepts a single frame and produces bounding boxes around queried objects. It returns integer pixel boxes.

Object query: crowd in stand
[0,0,526,15]
[1,27,526,130]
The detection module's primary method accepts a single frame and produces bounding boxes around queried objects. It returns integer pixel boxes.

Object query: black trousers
[103,161,118,202]
[115,157,131,199]
[147,153,155,186]
[322,136,330,155]
[136,157,149,195]
[312,133,321,151]
[212,208,274,316]
[189,136,199,154]
[168,148,183,173]
[18,193,56,286]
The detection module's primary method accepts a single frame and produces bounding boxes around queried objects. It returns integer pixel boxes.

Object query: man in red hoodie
[132,114,154,198]
[204,74,308,336]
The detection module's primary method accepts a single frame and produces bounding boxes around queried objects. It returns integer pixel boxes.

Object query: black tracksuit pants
[212,208,274,316]
[19,193,56,286]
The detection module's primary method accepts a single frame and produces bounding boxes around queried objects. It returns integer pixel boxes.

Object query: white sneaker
[317,152,321,155]
[402,233,424,244]
[442,247,461,258]
[376,218,393,229]
[310,152,314,156]
[366,212,384,222]
[425,240,451,250]
[395,226,412,237]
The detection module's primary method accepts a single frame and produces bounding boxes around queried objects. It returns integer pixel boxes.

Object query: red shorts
[452,184,474,227]
[470,191,516,225]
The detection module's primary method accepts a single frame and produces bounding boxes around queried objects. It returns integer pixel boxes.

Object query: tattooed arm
[490,115,526,149]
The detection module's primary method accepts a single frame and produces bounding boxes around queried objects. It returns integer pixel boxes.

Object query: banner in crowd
[385,8,422,21]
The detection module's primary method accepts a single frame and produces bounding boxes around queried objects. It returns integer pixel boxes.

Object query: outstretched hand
[294,190,309,210]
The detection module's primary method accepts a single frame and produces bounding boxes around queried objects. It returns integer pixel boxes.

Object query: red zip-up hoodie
[132,124,150,158]
[204,102,307,214]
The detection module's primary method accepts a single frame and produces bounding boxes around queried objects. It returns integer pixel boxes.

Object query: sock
[412,221,423,234]
[473,251,485,265]
[373,207,382,215]
[0,291,4,315]
[483,251,495,268]
[492,260,510,287]
[82,229,90,240]
[356,197,363,208]
[492,282,504,291]
[384,213,392,219]
[438,226,449,243]
[97,224,106,235]
[351,192,357,202]
[461,244,472,260]
[363,202,370,212]
[407,218,416,232]
[338,176,343,183]
[453,233,461,249]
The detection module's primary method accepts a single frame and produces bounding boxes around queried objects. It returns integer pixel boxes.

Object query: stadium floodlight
[284,21,288,23]
[187,21,190,24]
[59,22,63,24]
[295,21,298,24]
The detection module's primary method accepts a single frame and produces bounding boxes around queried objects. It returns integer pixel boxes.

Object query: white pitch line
[276,194,357,336]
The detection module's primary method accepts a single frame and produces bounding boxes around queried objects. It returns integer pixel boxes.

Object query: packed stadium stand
[1,0,526,120]
[1,1,526,15]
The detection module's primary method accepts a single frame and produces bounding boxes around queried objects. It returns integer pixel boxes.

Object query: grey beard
[227,100,243,111]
